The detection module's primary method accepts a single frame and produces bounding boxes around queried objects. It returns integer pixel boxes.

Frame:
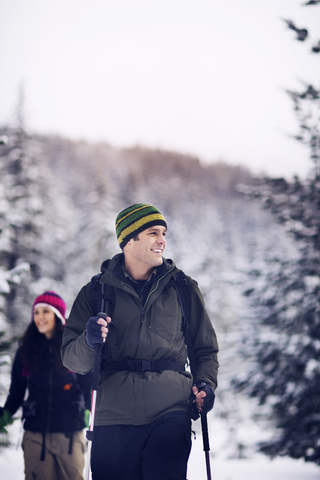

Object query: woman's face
[33,305,56,339]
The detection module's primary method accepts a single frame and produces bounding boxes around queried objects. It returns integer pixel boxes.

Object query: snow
[188,436,320,480]
[0,419,319,480]
[0,437,319,480]
[0,263,30,294]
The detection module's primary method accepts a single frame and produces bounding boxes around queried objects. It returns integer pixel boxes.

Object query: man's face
[125,225,167,273]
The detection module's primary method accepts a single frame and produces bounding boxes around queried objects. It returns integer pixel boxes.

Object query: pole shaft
[201,413,212,480]
[89,390,97,432]
[205,451,212,480]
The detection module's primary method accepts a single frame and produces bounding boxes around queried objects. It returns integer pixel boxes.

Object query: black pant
[91,411,192,480]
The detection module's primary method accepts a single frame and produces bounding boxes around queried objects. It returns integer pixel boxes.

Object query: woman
[0,291,92,480]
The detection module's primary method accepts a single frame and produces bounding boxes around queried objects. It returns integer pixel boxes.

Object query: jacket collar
[101,253,175,284]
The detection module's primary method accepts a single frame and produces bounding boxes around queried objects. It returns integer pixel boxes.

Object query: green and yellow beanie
[116,204,167,249]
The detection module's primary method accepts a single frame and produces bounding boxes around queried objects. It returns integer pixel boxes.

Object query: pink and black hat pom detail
[32,291,66,325]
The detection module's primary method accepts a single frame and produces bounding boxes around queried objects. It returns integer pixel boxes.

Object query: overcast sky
[0,0,319,178]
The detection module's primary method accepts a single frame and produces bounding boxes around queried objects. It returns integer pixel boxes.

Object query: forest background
[0,1,320,479]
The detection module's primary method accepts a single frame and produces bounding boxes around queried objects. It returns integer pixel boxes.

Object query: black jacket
[4,334,91,434]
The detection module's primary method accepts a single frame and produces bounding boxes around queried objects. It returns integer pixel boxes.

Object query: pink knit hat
[32,291,66,325]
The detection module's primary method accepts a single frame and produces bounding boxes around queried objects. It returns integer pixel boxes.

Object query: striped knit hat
[116,204,167,249]
[32,291,66,326]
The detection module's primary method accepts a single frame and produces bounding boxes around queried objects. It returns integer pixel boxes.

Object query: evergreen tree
[0,115,43,324]
[0,89,71,328]
[234,2,320,465]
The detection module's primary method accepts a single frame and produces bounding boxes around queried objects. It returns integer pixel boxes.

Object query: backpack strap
[173,271,197,378]
[90,273,114,316]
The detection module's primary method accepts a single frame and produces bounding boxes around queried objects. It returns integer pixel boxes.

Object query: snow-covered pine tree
[0,90,74,329]
[235,171,320,461]
[0,118,40,325]
[234,4,320,462]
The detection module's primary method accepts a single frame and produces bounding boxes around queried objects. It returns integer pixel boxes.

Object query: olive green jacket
[61,255,219,426]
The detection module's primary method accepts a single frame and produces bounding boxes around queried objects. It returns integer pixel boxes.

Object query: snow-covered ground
[1,436,319,480]
[188,435,320,480]
[0,417,319,480]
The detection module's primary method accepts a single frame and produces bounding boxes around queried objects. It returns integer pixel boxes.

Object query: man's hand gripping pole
[85,312,108,480]
[86,312,107,442]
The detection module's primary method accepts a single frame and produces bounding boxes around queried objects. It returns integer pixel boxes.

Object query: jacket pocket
[147,289,181,345]
[22,400,38,419]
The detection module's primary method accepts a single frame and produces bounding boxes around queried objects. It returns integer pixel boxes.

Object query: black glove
[85,315,106,348]
[192,382,215,417]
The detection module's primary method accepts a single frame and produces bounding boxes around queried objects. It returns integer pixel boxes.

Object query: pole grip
[91,311,107,391]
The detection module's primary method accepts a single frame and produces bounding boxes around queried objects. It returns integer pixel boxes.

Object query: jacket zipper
[143,265,176,310]
[112,266,176,324]
[141,307,146,324]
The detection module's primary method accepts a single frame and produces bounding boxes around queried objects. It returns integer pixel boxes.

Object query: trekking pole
[201,413,212,480]
[85,312,107,480]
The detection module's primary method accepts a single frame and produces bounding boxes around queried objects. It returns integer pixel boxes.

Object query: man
[61,203,219,480]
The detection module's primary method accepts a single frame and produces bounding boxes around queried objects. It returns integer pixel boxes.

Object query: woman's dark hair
[19,315,66,372]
